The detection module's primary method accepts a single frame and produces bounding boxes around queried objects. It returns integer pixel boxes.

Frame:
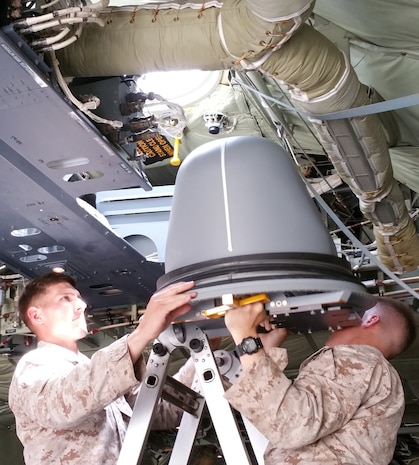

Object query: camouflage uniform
[224,345,404,465]
[9,335,194,465]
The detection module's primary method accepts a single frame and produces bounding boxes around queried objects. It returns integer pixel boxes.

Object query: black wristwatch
[236,336,264,357]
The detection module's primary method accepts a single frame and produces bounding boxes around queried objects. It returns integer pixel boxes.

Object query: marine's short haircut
[376,296,417,356]
[19,272,77,328]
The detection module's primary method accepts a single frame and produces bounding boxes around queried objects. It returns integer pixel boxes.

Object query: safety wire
[49,49,124,129]
[16,2,122,127]
[305,180,419,301]
[13,0,108,52]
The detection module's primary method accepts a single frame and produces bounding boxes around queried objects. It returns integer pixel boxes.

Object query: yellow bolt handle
[170,137,181,166]
[236,293,270,306]
[202,293,270,318]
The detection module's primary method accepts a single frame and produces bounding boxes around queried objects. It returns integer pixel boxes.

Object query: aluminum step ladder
[117,323,268,465]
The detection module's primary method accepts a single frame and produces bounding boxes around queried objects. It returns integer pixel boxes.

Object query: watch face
[243,338,258,353]
[237,337,263,356]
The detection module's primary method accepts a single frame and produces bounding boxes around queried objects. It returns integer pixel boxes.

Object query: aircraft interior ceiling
[1,0,419,463]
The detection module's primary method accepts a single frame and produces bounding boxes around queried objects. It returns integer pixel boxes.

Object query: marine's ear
[27,305,44,327]
[361,312,380,328]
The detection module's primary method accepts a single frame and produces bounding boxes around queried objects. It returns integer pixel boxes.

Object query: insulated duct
[55,0,419,272]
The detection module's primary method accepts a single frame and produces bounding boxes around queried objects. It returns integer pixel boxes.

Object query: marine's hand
[260,327,289,351]
[140,281,197,341]
[128,281,197,362]
[224,302,267,344]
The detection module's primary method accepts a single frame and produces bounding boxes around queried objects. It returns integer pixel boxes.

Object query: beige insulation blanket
[56,0,419,272]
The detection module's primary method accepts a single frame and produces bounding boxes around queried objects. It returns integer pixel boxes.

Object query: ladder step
[162,375,203,416]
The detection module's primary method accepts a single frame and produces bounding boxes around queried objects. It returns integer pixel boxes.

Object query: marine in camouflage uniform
[223,296,417,465]
[8,272,197,465]
[225,344,404,465]
[9,336,195,465]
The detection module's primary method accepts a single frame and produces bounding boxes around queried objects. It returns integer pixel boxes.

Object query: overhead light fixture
[52,267,66,274]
